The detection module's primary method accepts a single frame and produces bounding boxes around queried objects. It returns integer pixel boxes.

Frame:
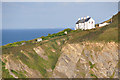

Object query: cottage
[37,38,42,42]
[99,22,110,27]
[64,31,67,34]
[99,18,112,27]
[21,42,26,45]
[75,16,95,30]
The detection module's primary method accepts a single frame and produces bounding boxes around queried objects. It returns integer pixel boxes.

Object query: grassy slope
[2,12,119,78]
[2,35,67,78]
[68,12,119,43]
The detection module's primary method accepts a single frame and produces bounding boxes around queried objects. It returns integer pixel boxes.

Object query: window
[91,21,93,24]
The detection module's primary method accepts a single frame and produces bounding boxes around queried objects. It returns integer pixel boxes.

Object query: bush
[41,28,72,40]
[5,41,26,47]
[63,28,72,33]
[41,36,45,40]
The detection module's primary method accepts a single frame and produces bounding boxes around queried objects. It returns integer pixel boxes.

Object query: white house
[99,22,110,27]
[99,18,112,27]
[75,16,95,30]
[37,38,42,42]
[64,31,67,34]
[21,42,26,45]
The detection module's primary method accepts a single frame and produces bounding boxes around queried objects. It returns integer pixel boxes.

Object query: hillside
[1,12,119,79]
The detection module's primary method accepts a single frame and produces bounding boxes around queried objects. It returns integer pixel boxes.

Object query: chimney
[87,16,89,18]
[81,17,83,20]
[78,18,80,20]
[84,17,86,19]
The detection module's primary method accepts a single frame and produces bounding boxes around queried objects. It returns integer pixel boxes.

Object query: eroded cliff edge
[53,42,118,78]
[2,41,118,78]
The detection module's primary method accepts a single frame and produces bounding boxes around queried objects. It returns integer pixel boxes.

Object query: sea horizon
[2,28,73,46]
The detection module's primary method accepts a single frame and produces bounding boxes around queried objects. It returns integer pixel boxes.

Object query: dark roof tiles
[76,17,91,24]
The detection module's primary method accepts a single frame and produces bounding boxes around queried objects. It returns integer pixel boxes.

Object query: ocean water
[2,29,65,45]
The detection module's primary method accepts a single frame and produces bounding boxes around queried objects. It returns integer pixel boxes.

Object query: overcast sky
[2,2,118,29]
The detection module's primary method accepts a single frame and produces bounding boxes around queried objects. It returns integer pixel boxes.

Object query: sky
[2,2,118,29]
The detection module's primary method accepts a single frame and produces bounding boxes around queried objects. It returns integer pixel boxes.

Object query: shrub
[48,34,51,36]
[41,36,45,40]
[63,28,72,33]
[89,61,95,69]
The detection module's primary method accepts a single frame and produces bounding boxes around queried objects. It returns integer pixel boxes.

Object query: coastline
[2,28,68,46]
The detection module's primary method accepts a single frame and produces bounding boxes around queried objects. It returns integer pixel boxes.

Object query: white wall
[37,38,42,42]
[99,22,110,27]
[75,17,95,30]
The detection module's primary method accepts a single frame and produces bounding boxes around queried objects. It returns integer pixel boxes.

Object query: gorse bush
[40,28,72,40]
[5,41,26,47]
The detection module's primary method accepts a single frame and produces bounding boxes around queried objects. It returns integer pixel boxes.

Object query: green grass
[98,27,118,42]
[9,39,64,77]
[110,71,115,78]
[90,73,98,78]
[68,12,119,43]
[48,52,60,70]
[41,40,62,70]
[2,61,5,66]
[18,51,47,76]
[2,68,14,78]
[11,70,18,75]
[2,61,13,78]
[11,70,26,78]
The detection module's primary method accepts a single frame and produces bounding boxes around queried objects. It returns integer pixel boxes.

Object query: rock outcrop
[2,41,118,78]
[53,42,118,78]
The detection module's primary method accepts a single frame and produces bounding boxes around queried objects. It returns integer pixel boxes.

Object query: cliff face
[2,38,66,78]
[53,42,118,78]
[2,41,118,78]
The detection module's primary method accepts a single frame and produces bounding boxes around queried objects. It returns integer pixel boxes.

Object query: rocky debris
[53,42,118,78]
[33,46,48,60]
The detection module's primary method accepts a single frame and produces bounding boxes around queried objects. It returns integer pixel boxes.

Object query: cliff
[53,42,118,78]
[1,12,119,78]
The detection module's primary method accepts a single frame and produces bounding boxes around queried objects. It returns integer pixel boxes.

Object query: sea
[2,29,66,46]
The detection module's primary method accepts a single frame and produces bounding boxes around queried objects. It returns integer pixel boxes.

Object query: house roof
[76,17,91,24]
